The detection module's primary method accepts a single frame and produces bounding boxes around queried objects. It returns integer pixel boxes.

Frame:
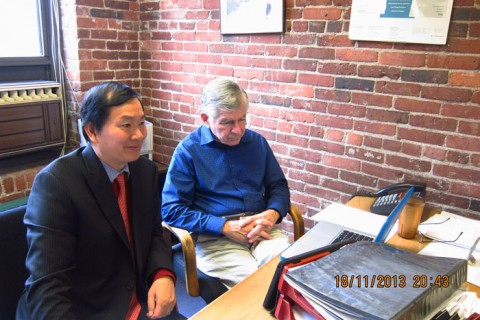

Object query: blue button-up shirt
[161,125,290,236]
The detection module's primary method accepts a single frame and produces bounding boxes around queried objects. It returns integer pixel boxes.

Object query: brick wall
[2,1,479,229]
[138,0,480,223]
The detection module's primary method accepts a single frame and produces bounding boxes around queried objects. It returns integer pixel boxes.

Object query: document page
[417,211,480,251]
[312,203,387,235]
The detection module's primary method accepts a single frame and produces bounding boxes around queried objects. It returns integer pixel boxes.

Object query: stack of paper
[417,211,480,251]
[417,211,480,288]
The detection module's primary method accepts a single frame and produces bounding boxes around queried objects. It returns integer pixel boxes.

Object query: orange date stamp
[334,274,450,289]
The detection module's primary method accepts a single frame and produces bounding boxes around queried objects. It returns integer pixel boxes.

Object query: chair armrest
[289,204,305,241]
[162,222,200,297]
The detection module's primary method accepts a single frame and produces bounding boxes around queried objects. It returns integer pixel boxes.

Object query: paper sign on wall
[349,0,454,45]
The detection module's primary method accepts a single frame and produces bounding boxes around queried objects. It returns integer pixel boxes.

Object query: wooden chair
[162,205,305,303]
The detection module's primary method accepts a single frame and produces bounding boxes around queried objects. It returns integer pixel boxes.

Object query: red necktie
[115,173,133,247]
[114,173,141,320]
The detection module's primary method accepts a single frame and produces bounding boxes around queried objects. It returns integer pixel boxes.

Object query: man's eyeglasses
[418,218,463,243]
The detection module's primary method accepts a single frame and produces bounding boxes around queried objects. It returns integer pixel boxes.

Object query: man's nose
[132,126,146,140]
[231,121,242,133]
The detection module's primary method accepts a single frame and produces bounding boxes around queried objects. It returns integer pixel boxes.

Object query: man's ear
[84,122,98,143]
[200,113,209,126]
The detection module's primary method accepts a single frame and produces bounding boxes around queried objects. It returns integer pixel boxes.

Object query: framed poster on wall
[349,0,454,45]
[220,0,284,35]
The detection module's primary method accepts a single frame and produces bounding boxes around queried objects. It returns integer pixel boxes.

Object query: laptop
[281,187,414,260]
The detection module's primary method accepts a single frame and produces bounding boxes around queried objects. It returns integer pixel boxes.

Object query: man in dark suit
[16,82,183,320]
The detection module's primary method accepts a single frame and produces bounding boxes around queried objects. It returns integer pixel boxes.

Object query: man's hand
[241,209,280,243]
[221,219,250,244]
[221,209,280,245]
[146,276,176,319]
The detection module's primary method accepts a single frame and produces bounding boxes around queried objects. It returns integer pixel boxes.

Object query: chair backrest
[0,205,28,320]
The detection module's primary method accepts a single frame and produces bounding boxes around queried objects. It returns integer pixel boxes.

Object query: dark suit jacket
[16,145,174,320]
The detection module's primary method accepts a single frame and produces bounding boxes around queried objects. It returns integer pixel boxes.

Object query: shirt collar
[200,124,216,146]
[101,160,130,183]
[199,124,252,146]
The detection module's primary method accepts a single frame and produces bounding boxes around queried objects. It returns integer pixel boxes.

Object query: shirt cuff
[153,269,176,285]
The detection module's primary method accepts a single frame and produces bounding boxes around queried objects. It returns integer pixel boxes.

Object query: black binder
[283,241,468,320]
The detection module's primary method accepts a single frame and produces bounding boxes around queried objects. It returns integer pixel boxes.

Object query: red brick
[316,115,353,129]
[398,128,445,146]
[354,120,396,136]
[299,47,335,60]
[379,52,425,67]
[424,146,446,161]
[291,147,322,163]
[433,163,480,183]
[310,140,345,155]
[351,92,392,108]
[366,109,408,124]
[458,121,480,136]
[387,154,432,172]
[279,83,314,98]
[325,129,344,142]
[447,151,470,165]
[421,86,472,102]
[336,49,378,62]
[323,154,361,171]
[358,65,400,80]
[427,54,480,70]
[446,39,480,54]
[447,135,480,152]
[298,73,334,87]
[442,103,480,120]
[340,171,377,188]
[395,98,441,114]
[401,142,422,157]
[3,177,14,193]
[289,169,320,184]
[346,132,362,146]
[409,115,458,132]
[306,184,343,202]
[450,71,480,87]
[304,8,342,20]
[451,182,480,198]
[277,133,309,148]
[375,81,421,97]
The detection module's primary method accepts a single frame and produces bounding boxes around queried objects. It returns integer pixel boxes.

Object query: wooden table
[190,197,479,320]
[190,255,279,320]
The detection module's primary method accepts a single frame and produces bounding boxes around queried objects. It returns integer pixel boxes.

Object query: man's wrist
[268,209,281,223]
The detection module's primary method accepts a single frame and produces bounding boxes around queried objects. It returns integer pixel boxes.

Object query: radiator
[0,81,65,158]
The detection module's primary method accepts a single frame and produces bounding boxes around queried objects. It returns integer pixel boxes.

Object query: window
[0,0,65,161]
[0,0,43,58]
[0,0,59,83]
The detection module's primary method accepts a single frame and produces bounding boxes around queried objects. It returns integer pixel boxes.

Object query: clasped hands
[222,209,280,245]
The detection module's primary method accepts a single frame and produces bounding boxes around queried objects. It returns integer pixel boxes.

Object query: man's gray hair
[201,78,249,118]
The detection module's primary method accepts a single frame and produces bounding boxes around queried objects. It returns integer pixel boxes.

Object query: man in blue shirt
[162,78,291,288]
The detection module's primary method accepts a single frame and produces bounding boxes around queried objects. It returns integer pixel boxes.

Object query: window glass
[0,0,43,58]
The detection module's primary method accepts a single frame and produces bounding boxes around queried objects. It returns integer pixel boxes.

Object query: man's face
[86,98,147,170]
[202,100,248,146]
